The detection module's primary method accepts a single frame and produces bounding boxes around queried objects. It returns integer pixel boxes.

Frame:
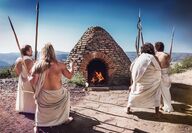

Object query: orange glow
[91,71,104,83]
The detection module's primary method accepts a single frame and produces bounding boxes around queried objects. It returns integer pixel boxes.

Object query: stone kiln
[67,26,131,87]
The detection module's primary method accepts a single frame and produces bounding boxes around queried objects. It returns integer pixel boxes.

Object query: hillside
[1,52,192,68]
[0,60,10,67]
[0,52,69,68]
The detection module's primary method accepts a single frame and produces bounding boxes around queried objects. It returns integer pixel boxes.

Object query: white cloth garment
[34,71,70,127]
[128,53,161,108]
[161,68,174,112]
[15,56,36,113]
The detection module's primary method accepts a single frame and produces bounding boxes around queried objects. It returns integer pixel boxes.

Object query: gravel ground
[0,71,192,133]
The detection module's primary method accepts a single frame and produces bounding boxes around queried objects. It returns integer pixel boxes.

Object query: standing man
[30,43,74,132]
[127,43,162,117]
[155,42,174,112]
[14,44,36,114]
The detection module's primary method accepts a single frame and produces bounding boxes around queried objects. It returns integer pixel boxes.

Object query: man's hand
[69,60,76,72]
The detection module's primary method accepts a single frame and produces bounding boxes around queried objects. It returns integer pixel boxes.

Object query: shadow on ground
[171,83,192,105]
[132,111,192,126]
[172,103,192,115]
[37,111,102,133]
[131,83,192,125]
[36,111,147,133]
[19,112,35,120]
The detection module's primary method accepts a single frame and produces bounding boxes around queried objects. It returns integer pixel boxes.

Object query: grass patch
[170,56,192,74]
[0,65,16,79]
[63,72,86,87]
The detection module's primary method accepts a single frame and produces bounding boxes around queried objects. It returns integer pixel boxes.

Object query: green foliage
[64,72,86,87]
[0,65,16,79]
[180,56,192,69]
[170,56,192,74]
[0,68,11,78]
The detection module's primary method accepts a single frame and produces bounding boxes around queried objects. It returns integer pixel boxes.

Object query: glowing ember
[91,71,104,83]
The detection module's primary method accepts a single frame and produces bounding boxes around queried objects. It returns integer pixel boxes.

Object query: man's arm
[14,62,22,76]
[61,62,74,79]
[24,59,34,74]
[165,53,171,64]
[29,73,39,87]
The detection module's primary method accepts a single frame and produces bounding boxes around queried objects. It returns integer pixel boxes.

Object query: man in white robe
[127,43,162,116]
[30,43,74,132]
[34,71,70,127]
[155,42,174,112]
[15,45,35,114]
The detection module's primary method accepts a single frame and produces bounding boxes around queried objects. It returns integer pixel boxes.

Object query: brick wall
[67,26,131,86]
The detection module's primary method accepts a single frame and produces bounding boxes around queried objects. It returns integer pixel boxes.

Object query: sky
[0,0,192,53]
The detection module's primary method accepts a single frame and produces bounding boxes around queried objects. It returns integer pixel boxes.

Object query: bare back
[42,62,73,90]
[155,52,170,68]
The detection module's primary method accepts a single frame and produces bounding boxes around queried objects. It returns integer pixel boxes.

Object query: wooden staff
[169,27,175,58]
[135,36,139,56]
[136,10,144,55]
[141,31,144,46]
[139,11,144,46]
[35,1,39,60]
[8,16,35,92]
[8,16,22,55]
[137,26,141,54]
[137,14,141,53]
[8,16,28,73]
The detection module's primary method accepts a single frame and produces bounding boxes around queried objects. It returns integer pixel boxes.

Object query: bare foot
[126,107,132,114]
[33,126,37,133]
[155,112,162,119]
[65,117,73,124]
[159,105,163,111]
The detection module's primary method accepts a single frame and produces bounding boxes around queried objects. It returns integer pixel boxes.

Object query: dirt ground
[0,70,192,133]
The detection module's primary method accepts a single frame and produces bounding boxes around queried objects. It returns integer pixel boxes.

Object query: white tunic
[34,71,70,127]
[161,68,174,112]
[15,56,36,113]
[128,53,161,108]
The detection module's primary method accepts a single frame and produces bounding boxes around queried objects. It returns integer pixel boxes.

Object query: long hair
[32,43,57,74]
[21,45,31,56]
[141,43,155,55]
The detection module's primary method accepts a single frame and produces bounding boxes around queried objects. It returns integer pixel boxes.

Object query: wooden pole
[169,27,175,58]
[8,16,35,92]
[8,16,22,56]
[35,1,39,60]
[136,9,145,55]
[135,36,139,56]
[137,27,140,54]
[141,31,144,46]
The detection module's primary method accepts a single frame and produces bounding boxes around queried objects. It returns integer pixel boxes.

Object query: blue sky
[0,0,192,53]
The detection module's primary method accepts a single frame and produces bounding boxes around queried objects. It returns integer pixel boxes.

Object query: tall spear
[140,31,144,46]
[135,36,139,56]
[137,10,141,53]
[8,16,35,92]
[169,27,175,58]
[135,9,144,56]
[8,16,22,55]
[139,10,144,46]
[35,1,39,60]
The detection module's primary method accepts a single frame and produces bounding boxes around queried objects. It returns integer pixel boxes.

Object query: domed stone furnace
[67,26,131,87]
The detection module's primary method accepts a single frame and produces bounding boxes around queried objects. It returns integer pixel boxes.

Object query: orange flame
[91,71,104,83]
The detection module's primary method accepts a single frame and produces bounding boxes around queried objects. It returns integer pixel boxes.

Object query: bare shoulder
[24,59,34,71]
[156,51,163,56]
[57,61,67,69]
[163,52,170,59]
[25,58,33,64]
[157,52,170,58]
